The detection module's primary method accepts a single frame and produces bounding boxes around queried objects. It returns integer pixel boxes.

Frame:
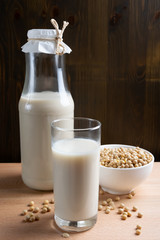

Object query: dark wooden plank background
[0,0,160,162]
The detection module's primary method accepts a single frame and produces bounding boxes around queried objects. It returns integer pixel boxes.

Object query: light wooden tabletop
[0,163,160,240]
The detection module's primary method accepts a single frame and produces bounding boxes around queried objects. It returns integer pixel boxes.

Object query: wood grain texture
[0,163,160,240]
[0,0,160,162]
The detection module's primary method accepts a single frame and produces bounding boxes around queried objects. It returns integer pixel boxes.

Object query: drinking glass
[51,117,101,232]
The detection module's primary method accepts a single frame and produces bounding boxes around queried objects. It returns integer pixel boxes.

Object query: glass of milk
[51,117,101,232]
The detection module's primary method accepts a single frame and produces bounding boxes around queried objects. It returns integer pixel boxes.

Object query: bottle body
[19,53,74,190]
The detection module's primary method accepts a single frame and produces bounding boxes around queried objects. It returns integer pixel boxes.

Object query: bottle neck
[22,53,69,95]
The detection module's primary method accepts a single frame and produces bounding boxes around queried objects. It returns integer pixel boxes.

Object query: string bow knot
[50,19,69,55]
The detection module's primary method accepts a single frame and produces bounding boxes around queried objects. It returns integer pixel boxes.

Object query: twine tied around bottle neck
[50,19,69,55]
[27,19,69,55]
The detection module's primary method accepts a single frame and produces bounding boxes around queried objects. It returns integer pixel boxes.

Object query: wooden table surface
[0,163,160,240]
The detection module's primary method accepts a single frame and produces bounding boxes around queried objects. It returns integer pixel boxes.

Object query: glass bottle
[19,53,74,190]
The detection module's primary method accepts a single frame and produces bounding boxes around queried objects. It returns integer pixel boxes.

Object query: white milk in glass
[19,91,74,190]
[52,138,99,221]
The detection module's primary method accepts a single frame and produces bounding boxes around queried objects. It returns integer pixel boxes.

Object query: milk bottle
[19,19,74,190]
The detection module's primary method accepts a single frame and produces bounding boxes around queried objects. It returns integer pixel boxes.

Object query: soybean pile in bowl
[99,144,154,195]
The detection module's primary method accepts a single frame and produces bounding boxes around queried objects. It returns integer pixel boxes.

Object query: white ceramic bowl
[99,144,154,195]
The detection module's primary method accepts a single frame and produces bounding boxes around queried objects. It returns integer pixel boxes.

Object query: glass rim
[51,117,101,132]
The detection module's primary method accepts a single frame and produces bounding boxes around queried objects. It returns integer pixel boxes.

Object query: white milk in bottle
[19,21,74,190]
